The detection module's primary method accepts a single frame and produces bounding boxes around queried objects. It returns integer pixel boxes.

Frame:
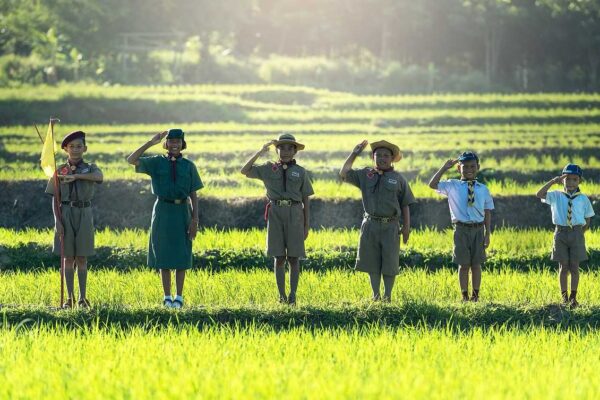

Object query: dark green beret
[167,128,184,140]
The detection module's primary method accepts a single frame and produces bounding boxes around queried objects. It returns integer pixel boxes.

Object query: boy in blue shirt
[429,152,494,302]
[536,164,595,307]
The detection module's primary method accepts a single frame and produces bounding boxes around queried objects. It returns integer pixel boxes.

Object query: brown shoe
[78,298,91,308]
[461,292,469,302]
[62,298,74,309]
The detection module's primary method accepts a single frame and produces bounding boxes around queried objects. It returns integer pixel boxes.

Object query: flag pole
[49,117,65,307]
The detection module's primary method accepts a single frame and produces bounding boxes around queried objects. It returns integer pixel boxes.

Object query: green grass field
[2,84,600,398]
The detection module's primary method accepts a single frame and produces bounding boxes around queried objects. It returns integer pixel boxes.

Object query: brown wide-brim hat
[273,133,305,151]
[370,140,402,162]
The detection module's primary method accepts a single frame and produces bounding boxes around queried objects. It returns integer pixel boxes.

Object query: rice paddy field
[1,84,600,398]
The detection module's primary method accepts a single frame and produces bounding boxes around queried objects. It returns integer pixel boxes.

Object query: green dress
[136,155,203,269]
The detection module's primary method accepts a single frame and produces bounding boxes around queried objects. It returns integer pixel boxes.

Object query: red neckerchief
[167,153,182,182]
[273,159,297,192]
[369,166,394,193]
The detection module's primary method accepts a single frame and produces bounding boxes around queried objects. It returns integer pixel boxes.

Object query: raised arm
[240,140,275,176]
[428,159,458,189]
[127,131,167,166]
[536,175,566,199]
[339,140,368,180]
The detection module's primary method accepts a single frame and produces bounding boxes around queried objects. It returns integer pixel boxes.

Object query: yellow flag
[40,121,57,177]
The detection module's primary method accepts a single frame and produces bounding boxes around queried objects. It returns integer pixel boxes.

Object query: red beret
[61,131,86,148]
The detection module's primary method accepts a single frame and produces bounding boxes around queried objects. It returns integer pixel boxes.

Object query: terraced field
[1,85,600,399]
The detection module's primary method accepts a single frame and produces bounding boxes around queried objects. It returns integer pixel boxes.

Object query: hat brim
[370,141,401,162]
[274,139,305,151]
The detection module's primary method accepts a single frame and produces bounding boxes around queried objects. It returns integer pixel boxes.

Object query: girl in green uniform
[127,129,203,308]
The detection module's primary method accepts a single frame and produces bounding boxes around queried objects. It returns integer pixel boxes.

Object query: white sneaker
[163,298,173,308]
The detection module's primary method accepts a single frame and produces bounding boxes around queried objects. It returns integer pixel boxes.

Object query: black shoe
[278,295,288,304]
[78,298,91,308]
[62,298,74,309]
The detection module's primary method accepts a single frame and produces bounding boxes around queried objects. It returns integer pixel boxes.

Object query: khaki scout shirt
[247,161,314,202]
[45,161,102,201]
[344,167,415,217]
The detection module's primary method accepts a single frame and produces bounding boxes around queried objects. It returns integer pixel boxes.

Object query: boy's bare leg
[471,264,481,301]
[274,257,287,301]
[369,273,381,300]
[75,256,88,301]
[64,257,76,301]
[160,269,172,296]
[458,265,470,300]
[382,275,395,302]
[288,257,299,303]
[558,262,569,302]
[175,270,186,297]
[569,262,580,306]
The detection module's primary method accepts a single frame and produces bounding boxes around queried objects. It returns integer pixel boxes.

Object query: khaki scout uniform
[45,161,102,257]
[344,168,415,275]
[247,161,314,258]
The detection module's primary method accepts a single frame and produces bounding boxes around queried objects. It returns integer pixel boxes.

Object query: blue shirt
[436,179,494,223]
[542,190,595,226]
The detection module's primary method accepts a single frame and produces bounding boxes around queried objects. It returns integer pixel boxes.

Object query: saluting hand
[260,140,276,154]
[149,131,168,146]
[442,159,459,171]
[553,174,568,185]
[352,140,368,155]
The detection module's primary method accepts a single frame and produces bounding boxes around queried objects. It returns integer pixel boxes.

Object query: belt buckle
[381,217,391,223]
[174,199,183,204]
[279,200,292,206]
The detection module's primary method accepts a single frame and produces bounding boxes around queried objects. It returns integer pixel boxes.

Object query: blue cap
[562,163,583,177]
[457,151,479,163]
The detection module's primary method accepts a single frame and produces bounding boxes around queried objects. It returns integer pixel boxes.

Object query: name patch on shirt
[291,171,300,177]
[387,179,397,184]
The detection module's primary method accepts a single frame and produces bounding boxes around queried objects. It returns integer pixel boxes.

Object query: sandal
[278,295,288,304]
[62,298,74,309]
[78,298,91,308]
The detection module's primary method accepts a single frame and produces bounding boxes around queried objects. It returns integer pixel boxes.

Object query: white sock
[164,295,173,301]
[175,295,183,302]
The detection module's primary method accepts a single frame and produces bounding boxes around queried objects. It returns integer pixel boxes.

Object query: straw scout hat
[273,133,305,151]
[370,140,402,162]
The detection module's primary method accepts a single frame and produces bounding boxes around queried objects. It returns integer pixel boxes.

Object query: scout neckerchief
[273,159,296,192]
[461,178,476,207]
[65,158,85,200]
[562,188,581,227]
[167,153,182,182]
[368,166,394,193]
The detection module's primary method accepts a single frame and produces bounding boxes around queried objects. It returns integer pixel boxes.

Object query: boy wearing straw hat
[536,164,595,307]
[45,130,103,308]
[241,133,314,305]
[428,151,494,302]
[340,140,415,302]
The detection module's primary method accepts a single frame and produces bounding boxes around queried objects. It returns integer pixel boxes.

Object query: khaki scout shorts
[53,206,95,257]
[452,224,486,266]
[355,218,400,276]
[266,203,306,258]
[551,225,588,263]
